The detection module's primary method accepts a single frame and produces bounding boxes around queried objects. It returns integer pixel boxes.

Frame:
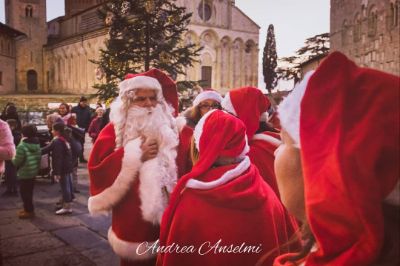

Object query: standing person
[0,119,16,185]
[58,103,73,125]
[0,103,22,131]
[2,119,22,196]
[88,107,105,143]
[272,52,399,266]
[157,110,299,266]
[222,87,282,197]
[71,96,92,163]
[12,124,41,219]
[88,69,192,266]
[184,89,222,128]
[42,122,74,215]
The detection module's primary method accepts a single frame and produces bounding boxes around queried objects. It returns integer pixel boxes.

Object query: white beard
[122,104,179,224]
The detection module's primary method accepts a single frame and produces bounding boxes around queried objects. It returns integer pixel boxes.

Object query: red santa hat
[192,88,223,107]
[222,87,271,139]
[119,68,178,115]
[278,52,399,265]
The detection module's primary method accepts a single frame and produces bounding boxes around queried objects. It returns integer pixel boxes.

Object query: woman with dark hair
[269,52,399,265]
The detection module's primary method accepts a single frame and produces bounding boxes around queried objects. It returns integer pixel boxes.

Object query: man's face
[79,101,87,108]
[130,89,158,108]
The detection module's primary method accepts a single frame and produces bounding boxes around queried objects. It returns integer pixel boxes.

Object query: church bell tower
[5,0,47,93]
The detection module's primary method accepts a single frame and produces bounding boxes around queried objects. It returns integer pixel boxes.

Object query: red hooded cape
[157,110,299,266]
[274,52,400,265]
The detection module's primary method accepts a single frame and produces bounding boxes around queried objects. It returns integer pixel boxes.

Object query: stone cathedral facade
[0,0,259,96]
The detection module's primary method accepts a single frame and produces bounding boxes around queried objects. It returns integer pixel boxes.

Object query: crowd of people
[0,51,398,265]
[0,96,107,217]
[87,52,399,266]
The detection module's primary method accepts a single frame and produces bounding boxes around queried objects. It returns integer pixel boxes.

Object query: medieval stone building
[0,0,259,96]
[330,0,399,75]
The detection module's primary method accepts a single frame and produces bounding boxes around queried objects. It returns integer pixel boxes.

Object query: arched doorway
[27,70,38,90]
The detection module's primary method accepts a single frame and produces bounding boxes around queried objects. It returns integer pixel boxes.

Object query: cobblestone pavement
[0,138,119,266]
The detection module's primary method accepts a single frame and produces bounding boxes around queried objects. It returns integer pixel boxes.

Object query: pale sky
[0,0,330,90]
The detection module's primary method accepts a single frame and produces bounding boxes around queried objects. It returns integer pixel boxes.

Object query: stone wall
[330,0,400,75]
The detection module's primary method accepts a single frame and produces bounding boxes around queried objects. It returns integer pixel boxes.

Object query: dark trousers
[5,160,18,192]
[79,135,86,161]
[19,179,34,212]
[60,173,73,203]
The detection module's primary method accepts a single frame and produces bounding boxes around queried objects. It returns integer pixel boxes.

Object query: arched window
[368,6,378,36]
[353,13,362,42]
[198,0,212,22]
[390,1,399,27]
[27,70,38,90]
[25,5,33,17]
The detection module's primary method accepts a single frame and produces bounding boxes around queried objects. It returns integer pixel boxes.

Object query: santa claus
[88,69,192,266]
[222,87,282,198]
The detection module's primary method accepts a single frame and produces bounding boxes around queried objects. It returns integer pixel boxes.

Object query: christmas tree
[92,0,202,101]
[262,24,278,94]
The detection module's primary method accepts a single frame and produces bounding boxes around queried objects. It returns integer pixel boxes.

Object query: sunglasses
[198,103,221,110]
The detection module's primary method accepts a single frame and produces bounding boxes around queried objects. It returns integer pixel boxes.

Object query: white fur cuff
[108,227,158,261]
[88,138,143,215]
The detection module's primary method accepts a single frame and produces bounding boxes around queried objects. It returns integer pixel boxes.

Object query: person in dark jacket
[12,124,41,219]
[3,119,22,196]
[42,122,74,215]
[1,103,22,131]
[71,96,92,163]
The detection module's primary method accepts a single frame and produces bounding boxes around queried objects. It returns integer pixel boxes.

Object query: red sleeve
[88,123,124,196]
[176,125,193,178]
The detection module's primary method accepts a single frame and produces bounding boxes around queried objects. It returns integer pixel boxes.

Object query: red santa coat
[157,161,298,266]
[88,123,192,266]
[249,131,281,198]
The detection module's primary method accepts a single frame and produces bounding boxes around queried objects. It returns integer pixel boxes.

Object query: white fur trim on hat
[108,227,157,261]
[193,91,223,107]
[186,156,251,190]
[119,76,162,96]
[277,71,315,147]
[221,92,237,116]
[193,109,218,152]
[88,138,142,215]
